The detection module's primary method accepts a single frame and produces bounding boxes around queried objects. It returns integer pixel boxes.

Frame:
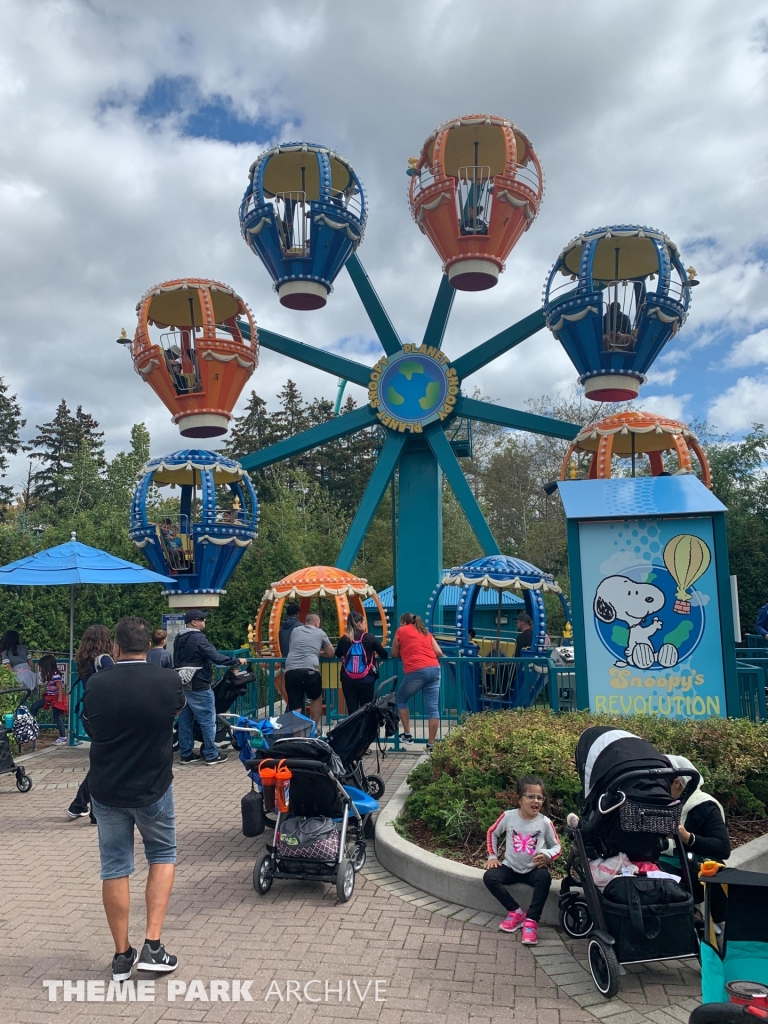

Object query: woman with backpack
[335,612,388,714]
[66,625,115,823]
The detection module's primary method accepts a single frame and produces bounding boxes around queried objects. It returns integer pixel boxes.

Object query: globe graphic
[379,355,448,423]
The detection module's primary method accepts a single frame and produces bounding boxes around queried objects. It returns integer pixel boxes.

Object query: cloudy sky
[1,0,767,486]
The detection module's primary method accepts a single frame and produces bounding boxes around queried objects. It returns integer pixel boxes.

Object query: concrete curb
[375,772,563,926]
[375,774,768,926]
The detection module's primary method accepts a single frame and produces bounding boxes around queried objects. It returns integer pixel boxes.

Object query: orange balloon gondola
[254,566,389,655]
[408,113,543,291]
[559,410,711,485]
[130,278,258,438]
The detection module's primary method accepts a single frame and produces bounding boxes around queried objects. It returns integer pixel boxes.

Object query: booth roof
[557,475,726,521]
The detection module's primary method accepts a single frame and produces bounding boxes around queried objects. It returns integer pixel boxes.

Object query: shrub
[403,710,768,855]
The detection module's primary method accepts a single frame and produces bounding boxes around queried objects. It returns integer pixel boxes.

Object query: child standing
[483,775,561,945]
[30,654,68,745]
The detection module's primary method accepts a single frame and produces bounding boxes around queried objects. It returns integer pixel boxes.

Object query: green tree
[0,376,24,511]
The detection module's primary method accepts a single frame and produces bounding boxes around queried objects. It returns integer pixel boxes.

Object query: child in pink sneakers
[483,776,561,945]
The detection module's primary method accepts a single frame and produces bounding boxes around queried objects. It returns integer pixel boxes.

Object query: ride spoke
[424,424,501,555]
[239,406,378,471]
[456,395,580,440]
[336,433,406,570]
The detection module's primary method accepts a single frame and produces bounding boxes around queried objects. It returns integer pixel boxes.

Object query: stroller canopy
[326,692,398,769]
[577,726,671,800]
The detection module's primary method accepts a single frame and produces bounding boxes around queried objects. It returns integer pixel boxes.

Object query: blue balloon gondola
[427,555,569,656]
[239,142,367,310]
[129,450,258,608]
[544,225,696,402]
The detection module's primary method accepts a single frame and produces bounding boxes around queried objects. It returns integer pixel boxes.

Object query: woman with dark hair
[66,625,115,823]
[390,613,443,751]
[0,629,36,698]
[335,611,388,714]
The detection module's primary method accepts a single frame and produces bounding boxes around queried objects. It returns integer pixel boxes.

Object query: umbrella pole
[68,584,74,745]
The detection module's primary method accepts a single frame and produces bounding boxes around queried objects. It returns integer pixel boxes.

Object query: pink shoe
[521,919,538,945]
[498,908,526,933]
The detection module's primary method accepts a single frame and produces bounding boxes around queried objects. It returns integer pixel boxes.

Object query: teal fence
[62,649,765,746]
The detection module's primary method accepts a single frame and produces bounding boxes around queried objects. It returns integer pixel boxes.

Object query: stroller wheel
[350,842,367,872]
[365,774,385,800]
[336,859,355,903]
[588,937,620,998]
[15,769,32,793]
[362,815,375,840]
[559,898,593,938]
[253,852,273,896]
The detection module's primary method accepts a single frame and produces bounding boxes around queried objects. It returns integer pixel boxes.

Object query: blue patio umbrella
[0,533,174,740]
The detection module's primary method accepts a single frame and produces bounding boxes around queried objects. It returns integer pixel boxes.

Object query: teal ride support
[235,255,581,619]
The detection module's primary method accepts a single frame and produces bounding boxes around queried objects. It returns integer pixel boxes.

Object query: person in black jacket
[335,612,388,714]
[665,754,730,905]
[278,602,302,656]
[173,609,245,766]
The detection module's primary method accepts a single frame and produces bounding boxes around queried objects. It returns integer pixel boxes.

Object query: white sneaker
[54,737,68,745]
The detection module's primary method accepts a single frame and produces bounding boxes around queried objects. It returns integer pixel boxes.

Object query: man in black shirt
[514,613,534,656]
[84,617,184,982]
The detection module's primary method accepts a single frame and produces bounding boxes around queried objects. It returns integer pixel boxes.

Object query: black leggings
[341,675,376,714]
[483,865,552,922]
[68,775,91,816]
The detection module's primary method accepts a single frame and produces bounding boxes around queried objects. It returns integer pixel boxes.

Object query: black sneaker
[136,942,178,973]
[203,751,228,766]
[112,947,138,981]
[179,752,202,765]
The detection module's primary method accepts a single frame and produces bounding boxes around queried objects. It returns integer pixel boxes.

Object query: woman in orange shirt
[390,613,443,751]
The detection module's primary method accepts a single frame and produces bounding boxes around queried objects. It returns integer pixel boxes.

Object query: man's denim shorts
[91,785,177,881]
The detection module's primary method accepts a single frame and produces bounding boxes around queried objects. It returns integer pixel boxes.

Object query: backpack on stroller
[0,689,33,793]
[325,685,399,804]
[246,737,378,904]
[560,727,700,998]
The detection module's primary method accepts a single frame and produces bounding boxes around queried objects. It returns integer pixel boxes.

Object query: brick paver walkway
[0,743,701,1024]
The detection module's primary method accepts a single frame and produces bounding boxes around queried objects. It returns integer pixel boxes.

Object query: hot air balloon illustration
[663,534,711,615]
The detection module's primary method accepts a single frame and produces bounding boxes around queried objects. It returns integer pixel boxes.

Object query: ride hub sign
[368,345,459,432]
[559,477,737,720]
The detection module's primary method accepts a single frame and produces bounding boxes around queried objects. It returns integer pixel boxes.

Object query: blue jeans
[177,688,217,760]
[396,666,441,718]
[91,786,176,880]
[30,698,66,737]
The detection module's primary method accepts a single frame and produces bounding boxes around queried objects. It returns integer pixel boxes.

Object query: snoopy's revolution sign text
[578,515,726,719]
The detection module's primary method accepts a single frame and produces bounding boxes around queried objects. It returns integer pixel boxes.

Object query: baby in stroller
[560,726,701,998]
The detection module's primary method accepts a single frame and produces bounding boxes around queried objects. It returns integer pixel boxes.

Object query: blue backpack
[343,637,375,680]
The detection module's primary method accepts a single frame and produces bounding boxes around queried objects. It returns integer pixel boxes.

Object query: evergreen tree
[30,400,105,507]
[0,376,24,511]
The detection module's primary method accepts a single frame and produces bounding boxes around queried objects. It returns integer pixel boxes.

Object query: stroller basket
[618,799,682,835]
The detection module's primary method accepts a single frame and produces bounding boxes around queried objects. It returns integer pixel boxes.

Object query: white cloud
[724,328,768,367]
[0,0,767,490]
[638,394,692,422]
[708,375,768,431]
[646,368,678,387]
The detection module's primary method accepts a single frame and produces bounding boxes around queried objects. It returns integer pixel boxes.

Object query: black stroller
[247,737,370,904]
[0,689,33,793]
[560,727,700,998]
[325,684,399,802]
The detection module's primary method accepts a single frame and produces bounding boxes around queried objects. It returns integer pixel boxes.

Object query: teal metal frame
[234,256,581,618]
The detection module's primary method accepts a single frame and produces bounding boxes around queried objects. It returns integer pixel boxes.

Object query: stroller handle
[598,766,701,816]
[375,675,399,696]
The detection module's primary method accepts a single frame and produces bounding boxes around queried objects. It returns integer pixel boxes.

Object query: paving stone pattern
[0,743,700,1024]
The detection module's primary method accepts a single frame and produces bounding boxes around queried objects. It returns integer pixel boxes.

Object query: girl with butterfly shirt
[483,775,561,945]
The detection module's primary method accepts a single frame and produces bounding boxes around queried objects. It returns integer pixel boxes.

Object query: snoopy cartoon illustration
[593,575,679,669]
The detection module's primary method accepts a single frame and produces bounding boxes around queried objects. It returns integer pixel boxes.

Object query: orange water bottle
[276,760,292,813]
[259,762,277,812]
